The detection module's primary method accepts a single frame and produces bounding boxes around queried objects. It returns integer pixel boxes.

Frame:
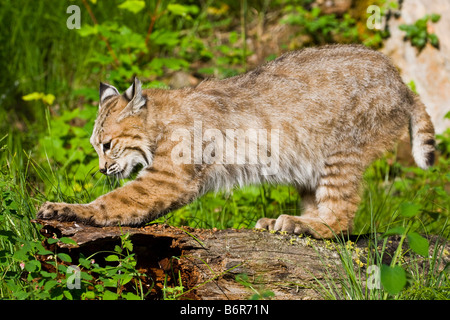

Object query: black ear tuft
[124,77,143,101]
[130,78,146,112]
[124,80,135,101]
[117,78,146,121]
[99,82,120,104]
[124,78,145,110]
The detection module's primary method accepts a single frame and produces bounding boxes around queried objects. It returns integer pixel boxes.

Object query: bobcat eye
[102,142,111,152]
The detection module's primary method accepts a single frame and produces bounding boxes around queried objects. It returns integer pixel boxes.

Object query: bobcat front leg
[37,164,200,226]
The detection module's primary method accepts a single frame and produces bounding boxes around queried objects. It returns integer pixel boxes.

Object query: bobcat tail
[409,96,435,169]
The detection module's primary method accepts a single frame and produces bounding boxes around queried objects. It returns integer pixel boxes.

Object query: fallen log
[32,219,449,300]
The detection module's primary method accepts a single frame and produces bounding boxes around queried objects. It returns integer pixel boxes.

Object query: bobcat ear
[124,80,135,101]
[99,82,119,104]
[124,77,146,113]
[117,78,146,121]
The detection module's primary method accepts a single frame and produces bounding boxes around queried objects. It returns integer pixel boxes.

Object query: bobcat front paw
[37,202,83,222]
[255,217,276,231]
[273,214,305,234]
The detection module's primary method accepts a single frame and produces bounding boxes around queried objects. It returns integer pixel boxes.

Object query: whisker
[103,176,108,193]
[92,175,105,190]
[90,169,106,189]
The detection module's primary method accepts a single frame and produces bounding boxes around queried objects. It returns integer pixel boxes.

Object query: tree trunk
[32,219,448,300]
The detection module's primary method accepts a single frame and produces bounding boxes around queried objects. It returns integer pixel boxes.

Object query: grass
[310,221,450,300]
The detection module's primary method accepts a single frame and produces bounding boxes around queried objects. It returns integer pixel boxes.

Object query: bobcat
[37,44,435,239]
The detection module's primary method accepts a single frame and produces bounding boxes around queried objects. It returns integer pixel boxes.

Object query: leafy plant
[281,6,359,45]
[77,0,206,88]
[399,14,441,51]
[312,215,449,300]
[436,111,450,157]
[380,202,431,296]
[1,233,81,300]
[79,232,147,300]
[162,271,184,300]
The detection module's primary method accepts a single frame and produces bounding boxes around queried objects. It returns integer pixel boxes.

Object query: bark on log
[32,219,449,300]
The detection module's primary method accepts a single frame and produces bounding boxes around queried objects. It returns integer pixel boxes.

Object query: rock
[169,71,201,89]
[314,0,352,15]
[382,0,450,134]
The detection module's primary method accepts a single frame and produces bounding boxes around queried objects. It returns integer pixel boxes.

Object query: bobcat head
[90,78,153,178]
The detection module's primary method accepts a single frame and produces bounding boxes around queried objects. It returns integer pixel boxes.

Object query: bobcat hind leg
[255,171,362,239]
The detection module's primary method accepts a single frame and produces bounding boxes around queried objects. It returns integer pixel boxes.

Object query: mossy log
[32,219,448,300]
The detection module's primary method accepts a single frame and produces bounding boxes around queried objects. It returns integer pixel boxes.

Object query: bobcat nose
[100,162,108,175]
[99,165,108,175]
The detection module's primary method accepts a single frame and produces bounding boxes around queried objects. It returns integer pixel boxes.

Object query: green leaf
[57,253,72,263]
[102,290,119,300]
[117,271,134,283]
[444,111,450,120]
[383,226,406,237]
[79,257,92,269]
[58,264,68,273]
[13,247,29,261]
[122,241,133,252]
[37,248,54,256]
[83,291,96,299]
[105,254,120,262]
[167,4,199,16]
[63,290,73,300]
[77,24,98,37]
[399,202,422,218]
[14,290,30,300]
[25,260,41,272]
[430,14,441,23]
[407,80,417,94]
[380,264,407,295]
[40,271,57,279]
[59,237,77,245]
[429,33,439,47]
[118,0,145,14]
[103,278,119,288]
[81,271,94,281]
[47,237,59,244]
[407,232,429,257]
[95,284,105,292]
[123,292,142,300]
[44,280,59,292]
